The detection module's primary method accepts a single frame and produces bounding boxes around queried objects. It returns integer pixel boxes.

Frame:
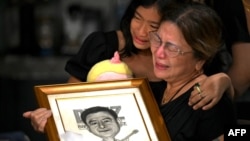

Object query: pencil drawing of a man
[81,106,138,141]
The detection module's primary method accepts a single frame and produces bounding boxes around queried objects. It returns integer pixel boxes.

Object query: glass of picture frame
[35,78,171,141]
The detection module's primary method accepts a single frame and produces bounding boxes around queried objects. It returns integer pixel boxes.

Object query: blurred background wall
[0,0,249,141]
[0,0,130,140]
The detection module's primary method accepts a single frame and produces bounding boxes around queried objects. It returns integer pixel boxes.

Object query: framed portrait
[35,78,171,141]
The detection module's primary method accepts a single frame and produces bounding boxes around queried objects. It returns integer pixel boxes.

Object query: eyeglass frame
[149,31,193,57]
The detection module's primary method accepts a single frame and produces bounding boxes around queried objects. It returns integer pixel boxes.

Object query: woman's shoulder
[65,30,119,81]
[79,30,119,57]
[87,30,118,43]
[90,30,117,37]
[89,30,124,50]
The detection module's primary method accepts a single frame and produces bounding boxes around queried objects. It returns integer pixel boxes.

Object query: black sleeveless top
[65,31,119,82]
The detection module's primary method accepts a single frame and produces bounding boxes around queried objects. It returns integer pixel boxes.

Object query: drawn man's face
[85,111,120,138]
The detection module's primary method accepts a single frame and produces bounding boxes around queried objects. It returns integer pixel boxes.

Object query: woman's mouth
[134,36,148,45]
[155,62,168,70]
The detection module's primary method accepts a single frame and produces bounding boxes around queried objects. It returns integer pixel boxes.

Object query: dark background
[0,0,130,140]
[0,0,249,141]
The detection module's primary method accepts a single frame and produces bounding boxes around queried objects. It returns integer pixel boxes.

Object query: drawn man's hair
[81,106,118,124]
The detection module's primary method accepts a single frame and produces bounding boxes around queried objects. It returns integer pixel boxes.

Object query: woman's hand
[22,76,80,133]
[188,73,234,110]
[23,108,52,133]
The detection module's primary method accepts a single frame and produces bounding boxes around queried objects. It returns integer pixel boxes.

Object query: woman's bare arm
[189,73,234,110]
[67,76,82,83]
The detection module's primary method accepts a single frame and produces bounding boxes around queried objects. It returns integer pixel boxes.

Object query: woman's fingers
[24,108,52,133]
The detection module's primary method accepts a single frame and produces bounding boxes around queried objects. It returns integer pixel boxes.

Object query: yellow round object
[87,60,132,82]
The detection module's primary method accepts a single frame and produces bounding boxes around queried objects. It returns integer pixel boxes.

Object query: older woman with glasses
[150,2,236,141]
[149,31,193,57]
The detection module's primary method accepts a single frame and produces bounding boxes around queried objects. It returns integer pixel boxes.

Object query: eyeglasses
[149,31,193,57]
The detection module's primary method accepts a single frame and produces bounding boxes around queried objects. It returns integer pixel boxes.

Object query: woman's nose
[138,23,148,36]
[155,45,167,58]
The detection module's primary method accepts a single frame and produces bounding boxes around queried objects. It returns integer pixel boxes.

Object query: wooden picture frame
[35,78,171,141]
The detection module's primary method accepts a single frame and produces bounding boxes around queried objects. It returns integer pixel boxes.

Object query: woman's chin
[154,72,167,80]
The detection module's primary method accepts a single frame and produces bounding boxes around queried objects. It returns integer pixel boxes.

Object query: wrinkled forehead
[158,21,184,41]
[157,21,191,50]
